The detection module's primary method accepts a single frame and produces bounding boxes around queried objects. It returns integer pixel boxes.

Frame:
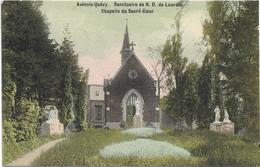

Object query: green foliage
[161,1,193,124]
[15,98,40,142]
[3,135,62,165]
[1,1,56,103]
[2,1,48,53]
[32,129,136,166]
[99,156,205,167]
[161,14,188,122]
[33,129,260,166]
[2,50,17,119]
[75,70,89,130]
[59,68,73,127]
[3,120,16,143]
[182,63,200,126]
[203,1,259,135]
[197,54,219,128]
[2,5,88,166]
[152,130,260,166]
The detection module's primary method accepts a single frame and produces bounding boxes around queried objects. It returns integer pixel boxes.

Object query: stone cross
[130,41,136,51]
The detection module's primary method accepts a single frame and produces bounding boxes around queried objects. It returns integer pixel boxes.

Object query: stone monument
[213,106,221,123]
[40,105,64,135]
[210,106,234,134]
[133,98,143,128]
[210,72,234,134]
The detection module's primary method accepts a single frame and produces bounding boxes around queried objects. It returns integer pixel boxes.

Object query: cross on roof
[130,41,136,51]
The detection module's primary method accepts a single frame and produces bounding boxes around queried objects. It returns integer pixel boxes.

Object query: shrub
[122,127,163,137]
[100,138,191,158]
[15,98,40,142]
[3,120,16,143]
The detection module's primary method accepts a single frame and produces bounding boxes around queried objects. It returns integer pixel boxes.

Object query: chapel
[103,23,159,128]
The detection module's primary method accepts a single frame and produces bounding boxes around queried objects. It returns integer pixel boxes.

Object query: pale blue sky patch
[40,1,208,84]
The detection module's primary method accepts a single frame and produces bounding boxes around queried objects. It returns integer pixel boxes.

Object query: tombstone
[40,105,64,135]
[133,98,143,128]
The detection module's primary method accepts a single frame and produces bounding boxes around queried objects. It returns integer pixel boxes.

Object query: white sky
[40,1,208,84]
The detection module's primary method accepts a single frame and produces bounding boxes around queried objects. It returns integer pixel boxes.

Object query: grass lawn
[3,135,63,165]
[32,129,260,166]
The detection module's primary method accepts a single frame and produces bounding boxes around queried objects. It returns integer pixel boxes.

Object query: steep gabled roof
[112,52,155,82]
[120,24,130,53]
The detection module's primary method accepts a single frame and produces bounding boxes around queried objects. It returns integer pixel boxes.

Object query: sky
[40,1,208,84]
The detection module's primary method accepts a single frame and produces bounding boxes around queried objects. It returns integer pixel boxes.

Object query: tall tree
[182,62,200,127]
[203,1,259,135]
[75,70,89,130]
[2,1,52,102]
[197,53,220,128]
[148,46,166,122]
[2,49,17,120]
[58,34,75,127]
[161,5,188,122]
[2,1,63,142]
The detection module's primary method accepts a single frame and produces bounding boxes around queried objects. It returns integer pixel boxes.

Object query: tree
[58,61,73,127]
[148,46,166,99]
[15,98,40,142]
[197,53,220,128]
[182,63,200,127]
[57,30,79,127]
[2,1,89,143]
[2,1,52,102]
[2,49,17,120]
[2,1,63,142]
[75,70,89,130]
[161,5,188,122]
[203,1,259,136]
[148,46,166,122]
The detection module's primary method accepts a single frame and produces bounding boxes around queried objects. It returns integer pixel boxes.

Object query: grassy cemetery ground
[32,129,260,166]
[3,135,63,165]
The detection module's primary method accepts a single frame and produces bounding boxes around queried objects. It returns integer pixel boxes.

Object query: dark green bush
[3,120,16,143]
[15,98,40,142]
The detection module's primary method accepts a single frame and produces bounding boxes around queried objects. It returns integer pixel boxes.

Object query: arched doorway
[121,89,144,127]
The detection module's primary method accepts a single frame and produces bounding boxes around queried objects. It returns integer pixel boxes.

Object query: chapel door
[126,93,137,127]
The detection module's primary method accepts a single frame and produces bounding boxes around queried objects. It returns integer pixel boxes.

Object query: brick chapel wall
[105,55,157,123]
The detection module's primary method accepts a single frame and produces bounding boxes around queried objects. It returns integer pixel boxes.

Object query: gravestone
[40,105,64,135]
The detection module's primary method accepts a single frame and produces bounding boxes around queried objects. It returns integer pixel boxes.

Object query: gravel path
[6,138,65,166]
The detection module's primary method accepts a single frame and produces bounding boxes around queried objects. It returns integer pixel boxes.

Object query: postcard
[2,1,259,166]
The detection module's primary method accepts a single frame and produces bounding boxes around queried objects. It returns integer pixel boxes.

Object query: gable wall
[105,55,158,123]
